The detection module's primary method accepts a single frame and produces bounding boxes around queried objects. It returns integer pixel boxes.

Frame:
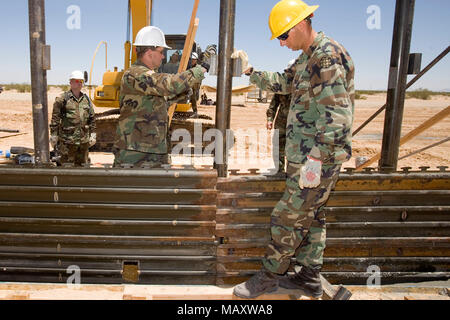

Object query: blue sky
[1,0,449,91]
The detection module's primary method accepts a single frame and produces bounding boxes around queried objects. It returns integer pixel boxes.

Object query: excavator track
[92,112,215,153]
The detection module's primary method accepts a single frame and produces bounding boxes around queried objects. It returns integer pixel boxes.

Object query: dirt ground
[0,88,449,171]
[0,89,449,300]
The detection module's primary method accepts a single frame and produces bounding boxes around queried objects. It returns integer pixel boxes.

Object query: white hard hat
[69,70,84,81]
[134,26,171,49]
[191,52,198,60]
[287,59,296,69]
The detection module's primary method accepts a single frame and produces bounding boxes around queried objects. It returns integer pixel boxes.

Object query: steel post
[28,0,50,164]
[214,0,236,177]
[379,0,415,172]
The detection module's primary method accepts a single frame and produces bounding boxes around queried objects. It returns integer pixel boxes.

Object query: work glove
[89,133,96,147]
[299,155,322,189]
[50,135,58,148]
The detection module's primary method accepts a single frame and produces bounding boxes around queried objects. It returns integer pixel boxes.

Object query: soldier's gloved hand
[89,133,96,147]
[243,67,254,76]
[299,156,322,189]
[50,135,58,148]
[200,62,210,73]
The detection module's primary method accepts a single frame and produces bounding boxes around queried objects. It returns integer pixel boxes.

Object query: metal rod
[28,0,50,164]
[215,0,236,177]
[379,0,416,172]
[0,128,20,133]
[398,137,450,160]
[353,46,450,136]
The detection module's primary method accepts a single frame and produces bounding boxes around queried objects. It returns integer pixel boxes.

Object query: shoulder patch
[319,56,332,69]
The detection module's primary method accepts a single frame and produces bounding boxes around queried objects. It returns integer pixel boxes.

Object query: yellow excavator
[89,0,215,151]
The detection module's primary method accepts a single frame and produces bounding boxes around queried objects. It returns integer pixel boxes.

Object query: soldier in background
[266,60,295,174]
[113,26,207,168]
[266,93,290,174]
[235,0,355,299]
[49,70,96,166]
[189,52,201,117]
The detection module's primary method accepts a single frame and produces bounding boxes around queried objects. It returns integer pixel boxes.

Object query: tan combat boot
[233,268,278,299]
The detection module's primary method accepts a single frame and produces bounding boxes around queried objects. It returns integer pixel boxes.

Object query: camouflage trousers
[272,116,287,172]
[263,161,341,274]
[113,149,169,168]
[58,142,89,166]
[191,84,200,113]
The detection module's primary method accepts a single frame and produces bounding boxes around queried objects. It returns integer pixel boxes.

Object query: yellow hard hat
[269,0,319,40]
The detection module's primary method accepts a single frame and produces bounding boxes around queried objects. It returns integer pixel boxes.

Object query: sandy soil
[0,88,449,171]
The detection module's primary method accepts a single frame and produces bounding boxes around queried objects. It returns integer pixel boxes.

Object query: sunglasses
[72,79,83,84]
[277,28,292,41]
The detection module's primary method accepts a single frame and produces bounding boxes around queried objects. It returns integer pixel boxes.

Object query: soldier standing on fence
[234,0,355,299]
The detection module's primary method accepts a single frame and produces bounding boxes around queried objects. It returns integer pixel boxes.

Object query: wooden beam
[168,0,200,126]
[356,105,450,170]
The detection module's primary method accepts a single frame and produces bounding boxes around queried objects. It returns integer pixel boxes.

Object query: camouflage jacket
[250,32,355,165]
[267,94,291,125]
[50,90,96,145]
[114,60,205,154]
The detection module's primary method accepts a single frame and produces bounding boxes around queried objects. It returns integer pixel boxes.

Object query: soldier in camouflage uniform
[267,93,290,173]
[234,0,354,299]
[113,26,207,168]
[50,70,96,166]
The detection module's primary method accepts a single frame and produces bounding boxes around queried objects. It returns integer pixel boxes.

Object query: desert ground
[0,88,449,300]
[0,87,449,172]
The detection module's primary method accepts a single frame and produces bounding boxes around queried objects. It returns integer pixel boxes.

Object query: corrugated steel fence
[0,167,218,285]
[216,170,450,285]
[0,166,448,286]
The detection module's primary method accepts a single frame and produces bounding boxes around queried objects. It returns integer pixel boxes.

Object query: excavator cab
[92,35,201,112]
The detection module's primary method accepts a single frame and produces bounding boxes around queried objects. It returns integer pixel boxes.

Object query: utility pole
[28,0,51,164]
